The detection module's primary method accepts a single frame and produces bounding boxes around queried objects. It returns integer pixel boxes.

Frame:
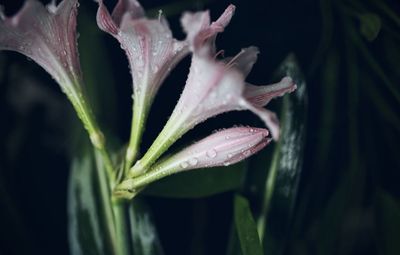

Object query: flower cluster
[0,0,296,199]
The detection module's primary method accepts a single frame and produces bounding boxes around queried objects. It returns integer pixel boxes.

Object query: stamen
[214,49,225,59]
[158,9,163,21]
[226,49,246,69]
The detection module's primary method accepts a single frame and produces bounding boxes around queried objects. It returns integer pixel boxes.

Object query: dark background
[1,0,399,254]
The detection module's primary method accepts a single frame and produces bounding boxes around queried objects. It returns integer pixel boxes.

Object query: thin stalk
[67,83,116,186]
[128,112,186,177]
[125,94,149,173]
[113,201,131,255]
[94,151,118,254]
[256,96,288,241]
[96,151,131,255]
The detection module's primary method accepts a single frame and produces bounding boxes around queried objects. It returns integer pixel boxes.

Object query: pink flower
[96,0,236,164]
[129,44,296,177]
[0,0,109,149]
[115,127,270,198]
[0,0,82,91]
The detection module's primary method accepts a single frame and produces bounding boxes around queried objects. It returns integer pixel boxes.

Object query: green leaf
[359,13,381,41]
[375,190,400,255]
[68,145,165,255]
[128,199,165,255]
[234,195,264,255]
[143,162,246,198]
[257,54,307,255]
[67,146,113,255]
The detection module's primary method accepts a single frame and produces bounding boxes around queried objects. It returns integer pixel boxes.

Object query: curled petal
[0,0,82,89]
[244,77,297,107]
[96,0,188,91]
[96,0,145,35]
[115,127,270,198]
[181,4,235,53]
[112,0,144,25]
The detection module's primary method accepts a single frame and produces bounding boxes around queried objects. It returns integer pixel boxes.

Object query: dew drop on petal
[243,150,251,157]
[206,149,217,158]
[189,157,198,166]
[180,161,189,169]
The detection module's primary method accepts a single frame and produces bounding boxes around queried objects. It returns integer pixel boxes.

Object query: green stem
[256,97,288,241]
[128,112,186,177]
[94,150,118,254]
[256,142,280,241]
[113,200,131,255]
[125,94,149,173]
[66,82,115,186]
[96,150,131,255]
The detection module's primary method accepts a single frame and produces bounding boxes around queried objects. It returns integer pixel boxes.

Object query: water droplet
[227,153,233,159]
[249,128,254,133]
[225,136,230,140]
[62,50,67,56]
[206,149,217,158]
[223,162,231,166]
[243,150,251,157]
[180,161,189,169]
[189,157,198,166]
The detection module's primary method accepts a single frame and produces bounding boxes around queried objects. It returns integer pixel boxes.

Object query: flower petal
[115,127,270,198]
[128,52,246,177]
[225,46,259,78]
[96,0,188,96]
[181,4,235,53]
[158,127,270,170]
[96,0,190,164]
[129,46,296,176]
[112,0,144,24]
[0,0,82,89]
[244,76,297,107]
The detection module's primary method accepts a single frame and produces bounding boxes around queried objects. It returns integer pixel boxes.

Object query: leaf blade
[234,195,264,255]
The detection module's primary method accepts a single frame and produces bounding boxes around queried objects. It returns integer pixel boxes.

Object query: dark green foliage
[234,195,263,255]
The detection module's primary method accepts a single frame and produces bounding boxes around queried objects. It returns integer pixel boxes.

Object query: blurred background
[0,0,399,254]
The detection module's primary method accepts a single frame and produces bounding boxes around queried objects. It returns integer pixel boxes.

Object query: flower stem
[94,150,118,253]
[128,113,185,178]
[112,200,131,255]
[125,85,154,173]
[66,83,116,185]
